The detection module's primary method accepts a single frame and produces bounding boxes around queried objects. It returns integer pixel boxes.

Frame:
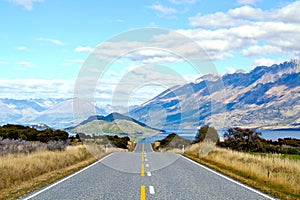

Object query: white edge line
[21,153,116,200]
[147,171,152,176]
[149,186,155,194]
[132,142,139,152]
[180,155,277,200]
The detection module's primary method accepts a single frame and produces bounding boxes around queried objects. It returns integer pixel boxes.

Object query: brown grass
[0,143,130,200]
[0,145,92,191]
[184,143,300,200]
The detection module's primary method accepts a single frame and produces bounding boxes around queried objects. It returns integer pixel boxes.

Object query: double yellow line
[140,144,146,200]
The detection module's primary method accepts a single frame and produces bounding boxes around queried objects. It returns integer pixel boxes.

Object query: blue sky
[0,0,299,105]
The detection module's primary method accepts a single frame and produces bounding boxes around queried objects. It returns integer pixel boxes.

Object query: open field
[0,145,95,200]
[184,143,300,200]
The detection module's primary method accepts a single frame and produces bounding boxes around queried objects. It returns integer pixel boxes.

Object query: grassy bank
[184,143,300,200]
[0,145,95,200]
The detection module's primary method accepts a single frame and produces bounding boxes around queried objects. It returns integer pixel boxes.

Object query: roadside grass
[184,143,300,200]
[0,145,99,200]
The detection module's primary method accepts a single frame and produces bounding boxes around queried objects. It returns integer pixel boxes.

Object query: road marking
[149,186,155,194]
[147,171,151,176]
[144,155,147,157]
[145,158,148,162]
[142,144,144,153]
[140,185,146,200]
[22,153,116,200]
[145,164,149,167]
[141,164,145,176]
[180,155,276,200]
[142,154,144,161]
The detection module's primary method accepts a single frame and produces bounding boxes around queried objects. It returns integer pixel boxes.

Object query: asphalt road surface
[21,143,275,200]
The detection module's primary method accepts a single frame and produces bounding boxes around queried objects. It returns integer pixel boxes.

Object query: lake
[139,129,300,143]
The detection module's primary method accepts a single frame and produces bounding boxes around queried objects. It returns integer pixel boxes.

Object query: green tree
[194,125,219,143]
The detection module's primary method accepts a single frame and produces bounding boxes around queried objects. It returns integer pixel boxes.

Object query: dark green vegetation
[194,125,219,143]
[77,132,130,149]
[152,133,192,151]
[0,124,70,155]
[218,127,300,154]
[0,124,68,142]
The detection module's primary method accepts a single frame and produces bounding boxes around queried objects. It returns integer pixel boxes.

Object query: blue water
[139,129,300,143]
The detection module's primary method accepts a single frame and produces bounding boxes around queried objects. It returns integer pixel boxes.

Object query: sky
[0,0,299,106]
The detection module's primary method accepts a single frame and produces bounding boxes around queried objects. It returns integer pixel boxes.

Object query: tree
[223,127,265,152]
[194,125,219,143]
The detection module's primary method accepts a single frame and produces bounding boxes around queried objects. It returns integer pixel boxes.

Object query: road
[21,143,275,200]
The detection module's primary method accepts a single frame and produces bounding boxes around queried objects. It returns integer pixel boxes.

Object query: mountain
[0,98,107,128]
[66,112,162,134]
[129,60,300,130]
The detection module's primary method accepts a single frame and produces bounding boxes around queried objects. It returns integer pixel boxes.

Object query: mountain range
[0,60,299,130]
[0,98,108,128]
[129,60,300,130]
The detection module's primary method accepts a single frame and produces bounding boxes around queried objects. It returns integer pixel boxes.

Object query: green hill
[66,113,161,134]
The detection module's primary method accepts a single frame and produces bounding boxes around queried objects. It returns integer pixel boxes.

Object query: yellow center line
[141,164,145,176]
[140,185,146,200]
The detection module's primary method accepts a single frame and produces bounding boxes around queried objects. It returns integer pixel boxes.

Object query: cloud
[0,61,8,65]
[169,0,197,4]
[237,0,262,5]
[242,45,283,57]
[75,46,93,53]
[114,19,124,23]
[0,78,74,99]
[189,6,264,28]
[16,46,28,51]
[8,0,44,10]
[149,4,178,15]
[186,1,300,60]
[36,38,64,46]
[225,67,236,74]
[253,58,276,67]
[17,61,33,68]
[62,59,84,66]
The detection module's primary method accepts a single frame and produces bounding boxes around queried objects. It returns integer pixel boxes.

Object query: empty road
[21,143,275,200]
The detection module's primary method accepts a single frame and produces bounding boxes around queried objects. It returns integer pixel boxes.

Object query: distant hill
[0,98,108,128]
[66,112,162,134]
[129,60,300,130]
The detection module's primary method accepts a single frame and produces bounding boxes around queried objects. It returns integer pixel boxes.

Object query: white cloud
[225,67,236,74]
[0,78,74,99]
[75,46,93,53]
[0,61,8,65]
[62,59,84,66]
[149,4,178,15]
[9,0,44,10]
[253,58,276,67]
[237,0,262,5]
[114,19,124,23]
[36,38,64,46]
[187,1,300,60]
[16,46,28,51]
[242,45,282,57]
[169,0,197,4]
[17,61,33,68]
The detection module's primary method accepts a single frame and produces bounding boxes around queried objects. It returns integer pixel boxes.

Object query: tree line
[0,124,68,143]
[195,126,300,155]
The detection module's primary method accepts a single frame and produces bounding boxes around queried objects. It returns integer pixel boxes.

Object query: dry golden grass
[185,143,300,199]
[0,145,92,191]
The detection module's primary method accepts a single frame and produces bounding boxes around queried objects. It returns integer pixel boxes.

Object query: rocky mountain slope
[129,60,300,130]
